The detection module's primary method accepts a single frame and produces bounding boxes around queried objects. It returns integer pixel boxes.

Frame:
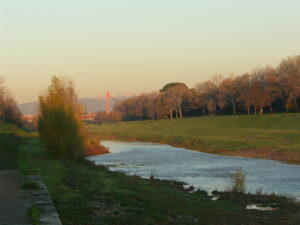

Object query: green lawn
[88,113,300,163]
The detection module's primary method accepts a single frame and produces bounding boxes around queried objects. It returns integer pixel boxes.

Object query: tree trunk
[269,104,273,113]
[232,105,236,115]
[294,97,299,112]
[259,106,264,115]
[179,109,183,119]
[170,111,173,120]
[231,97,236,115]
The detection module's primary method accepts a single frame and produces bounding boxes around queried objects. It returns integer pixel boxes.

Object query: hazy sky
[1,0,300,103]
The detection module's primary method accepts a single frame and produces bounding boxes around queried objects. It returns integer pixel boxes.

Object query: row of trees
[96,55,300,122]
[0,78,22,126]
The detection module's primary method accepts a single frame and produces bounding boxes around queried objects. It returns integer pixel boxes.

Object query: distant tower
[105,90,110,114]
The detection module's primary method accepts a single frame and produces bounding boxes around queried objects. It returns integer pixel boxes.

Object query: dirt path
[0,170,32,225]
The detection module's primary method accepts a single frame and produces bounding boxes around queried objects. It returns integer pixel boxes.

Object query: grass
[0,123,29,169]
[22,180,40,190]
[88,113,300,163]
[29,206,41,225]
[17,136,300,225]
[1,121,299,224]
[212,189,297,208]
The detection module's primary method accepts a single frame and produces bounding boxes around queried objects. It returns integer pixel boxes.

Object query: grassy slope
[18,137,300,225]
[88,113,300,163]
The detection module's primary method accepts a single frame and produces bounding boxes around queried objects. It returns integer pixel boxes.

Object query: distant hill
[18,95,130,115]
[18,102,39,115]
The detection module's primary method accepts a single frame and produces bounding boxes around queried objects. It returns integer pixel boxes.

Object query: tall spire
[105,90,110,114]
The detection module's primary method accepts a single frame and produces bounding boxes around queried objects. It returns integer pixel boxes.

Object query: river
[87,140,300,200]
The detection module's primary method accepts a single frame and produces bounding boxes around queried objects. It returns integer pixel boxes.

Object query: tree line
[0,78,22,126]
[95,55,300,122]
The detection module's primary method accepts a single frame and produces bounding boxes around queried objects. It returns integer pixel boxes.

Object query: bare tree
[161,83,189,118]
[111,55,300,120]
[219,75,239,114]
[277,56,300,112]
[0,77,22,125]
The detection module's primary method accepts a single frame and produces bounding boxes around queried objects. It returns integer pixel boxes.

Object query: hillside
[18,95,130,115]
[89,113,300,164]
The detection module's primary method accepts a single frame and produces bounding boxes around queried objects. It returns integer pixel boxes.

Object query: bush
[229,168,246,193]
[84,134,109,156]
[38,76,86,160]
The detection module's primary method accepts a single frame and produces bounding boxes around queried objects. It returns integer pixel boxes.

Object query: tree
[146,92,160,120]
[277,56,300,112]
[195,77,220,116]
[95,110,122,123]
[38,76,86,160]
[259,67,280,113]
[219,75,239,114]
[110,54,300,120]
[0,77,22,126]
[161,83,189,118]
[95,111,111,123]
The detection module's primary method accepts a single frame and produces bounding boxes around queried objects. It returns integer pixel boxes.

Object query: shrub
[38,76,86,160]
[19,163,38,175]
[229,168,246,193]
[84,134,109,156]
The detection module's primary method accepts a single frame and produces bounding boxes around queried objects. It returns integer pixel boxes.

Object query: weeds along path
[0,124,34,225]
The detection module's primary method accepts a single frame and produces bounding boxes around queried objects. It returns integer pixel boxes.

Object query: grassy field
[1,122,299,224]
[88,113,300,164]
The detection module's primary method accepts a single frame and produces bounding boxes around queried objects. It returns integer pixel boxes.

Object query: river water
[87,141,300,199]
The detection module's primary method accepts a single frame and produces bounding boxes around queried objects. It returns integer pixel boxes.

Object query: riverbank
[17,137,300,225]
[88,113,300,164]
[89,140,300,199]
[2,123,300,224]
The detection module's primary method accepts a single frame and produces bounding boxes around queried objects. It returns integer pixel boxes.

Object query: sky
[1,0,300,103]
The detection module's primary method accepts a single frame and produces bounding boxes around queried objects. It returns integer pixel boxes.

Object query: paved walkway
[0,170,32,225]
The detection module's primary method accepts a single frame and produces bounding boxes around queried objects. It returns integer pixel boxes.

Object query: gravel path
[0,170,32,225]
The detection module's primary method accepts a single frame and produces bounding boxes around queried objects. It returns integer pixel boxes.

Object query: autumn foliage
[38,76,108,159]
[0,78,22,126]
[103,55,300,122]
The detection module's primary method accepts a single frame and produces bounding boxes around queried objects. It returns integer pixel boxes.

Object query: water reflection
[87,141,300,199]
